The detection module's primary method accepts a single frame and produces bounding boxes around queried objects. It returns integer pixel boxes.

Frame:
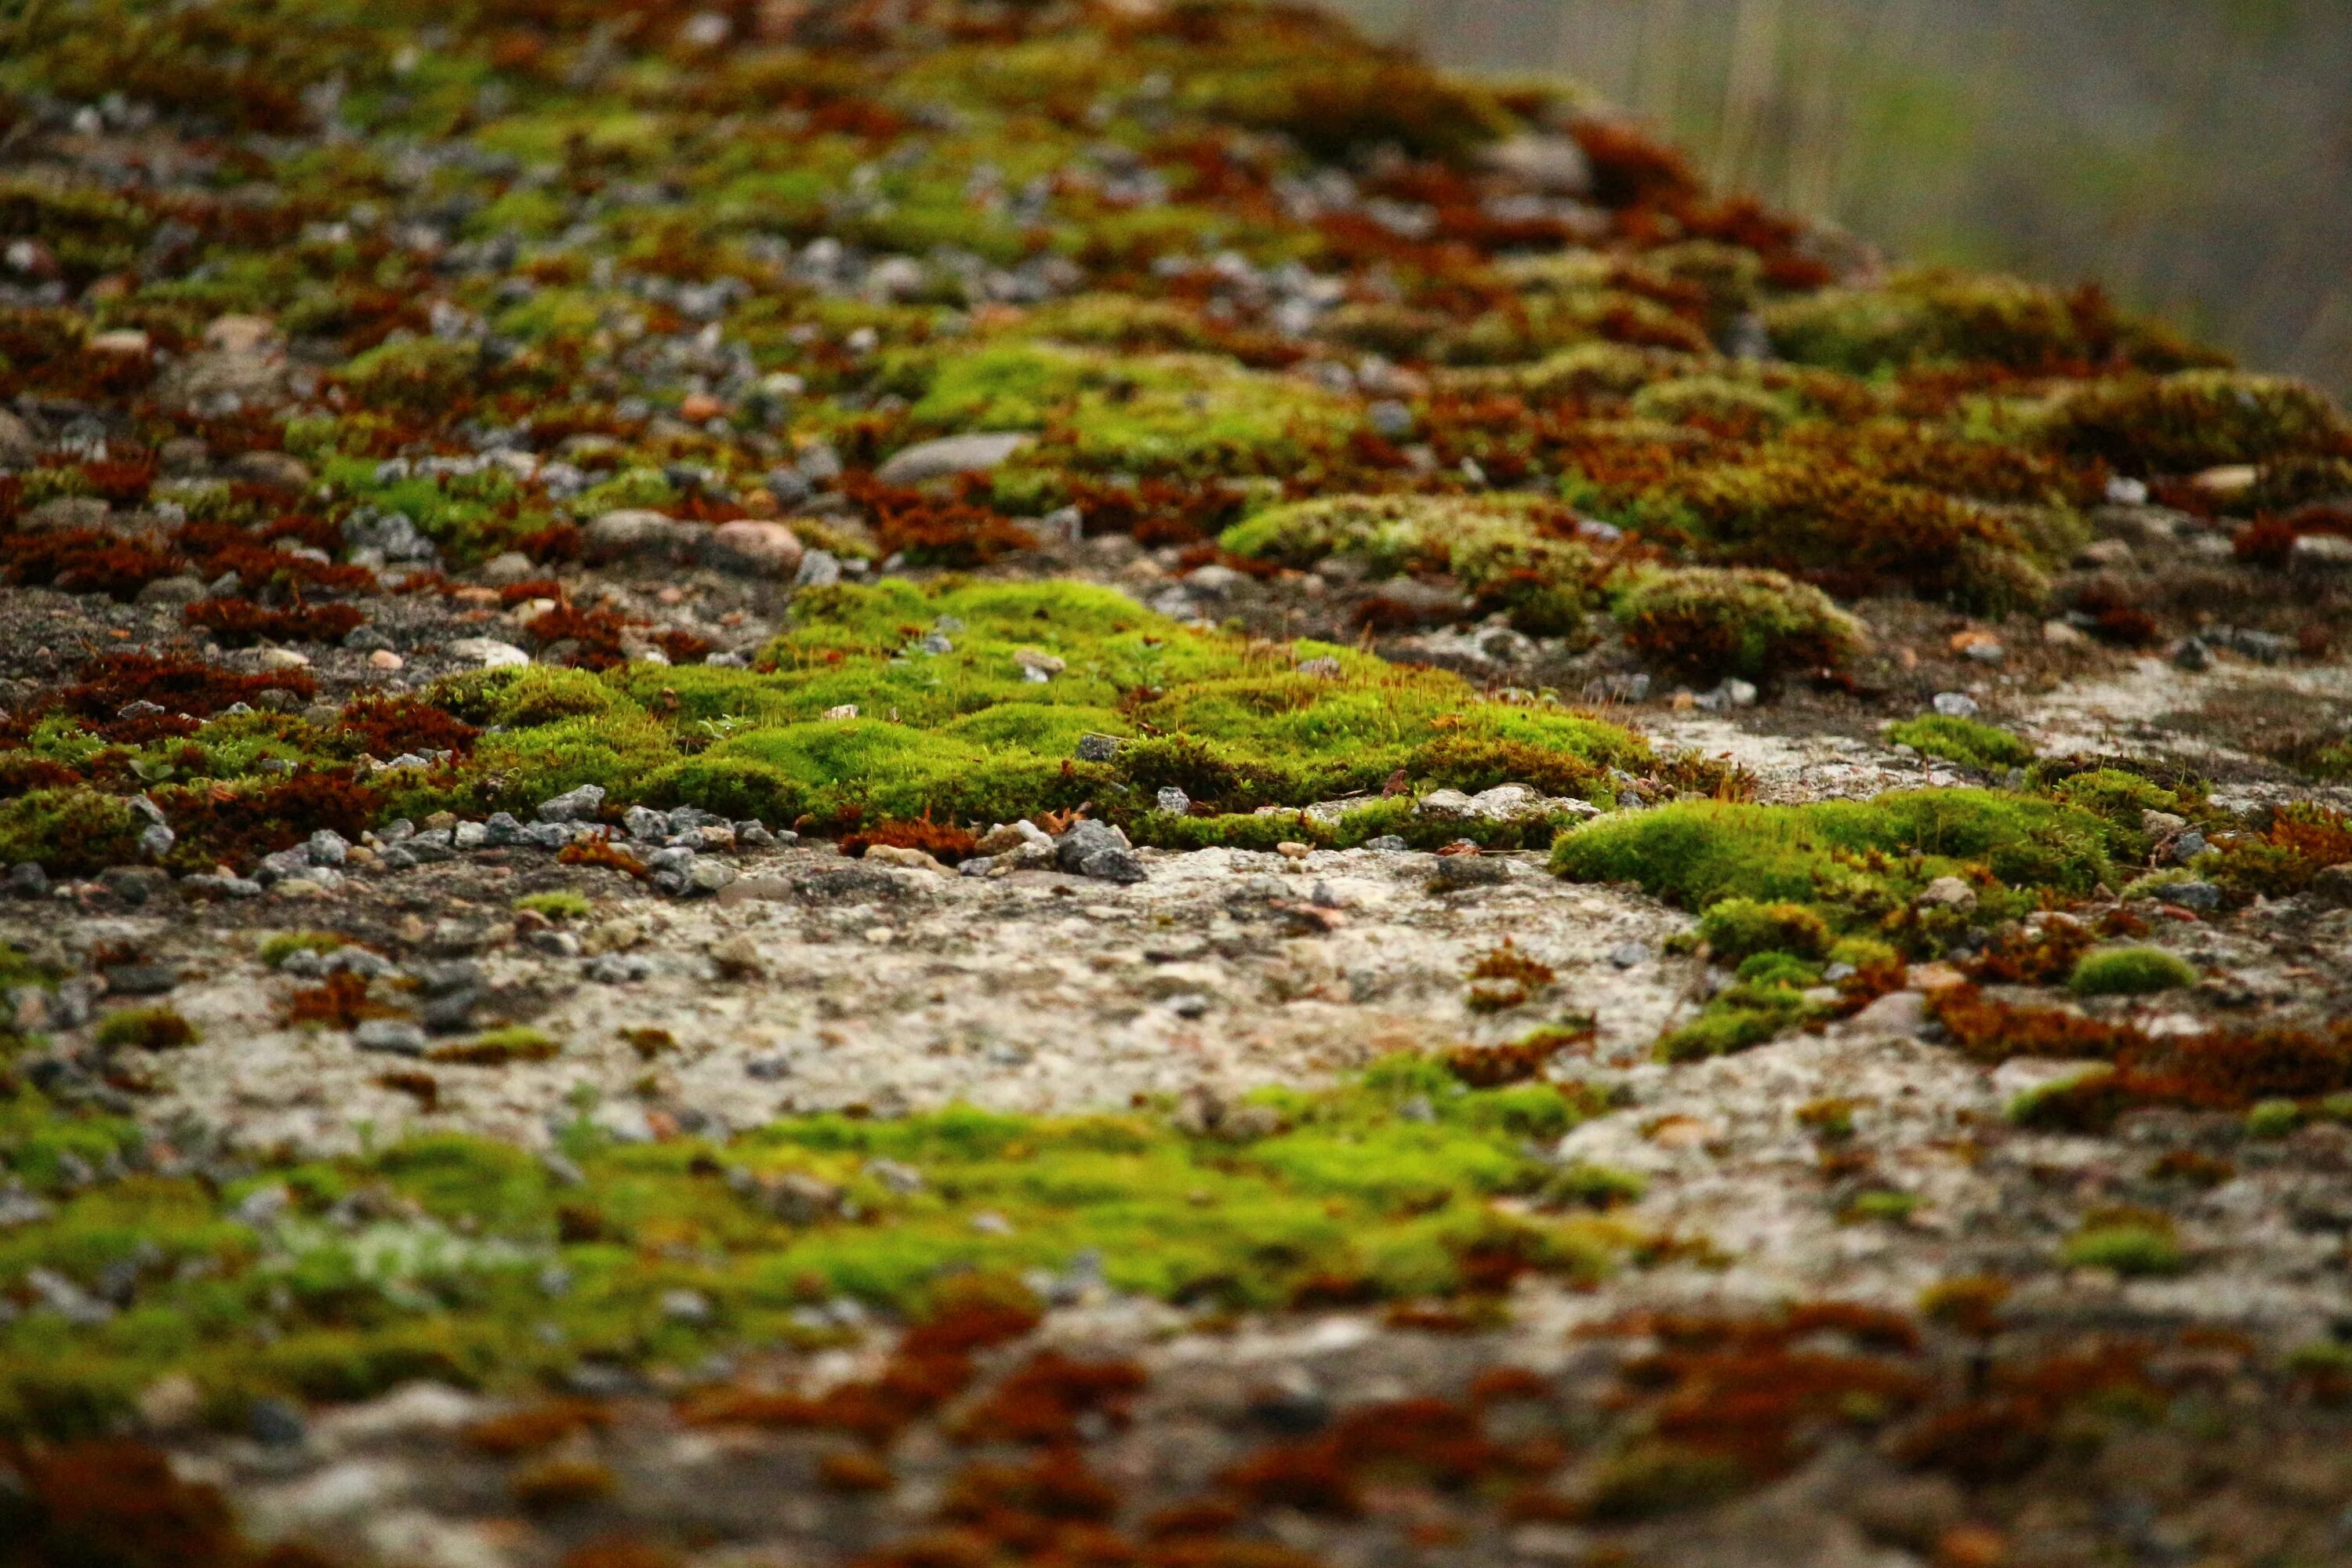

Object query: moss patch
[0,1058,1617,1437]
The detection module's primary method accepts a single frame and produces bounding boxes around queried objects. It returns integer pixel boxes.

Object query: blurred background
[1325,0,2352,399]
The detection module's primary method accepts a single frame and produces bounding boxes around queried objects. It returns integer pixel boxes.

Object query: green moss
[260,931,347,967]
[0,790,143,877]
[1221,493,1597,601]
[2062,1220,2184,1276]
[2245,1099,2303,1139]
[1613,566,1867,684]
[1538,1163,1648,1210]
[1575,447,2049,614]
[1697,898,1831,961]
[598,579,1667,829]
[1846,1190,1919,1223]
[1763,268,2211,375]
[335,336,482,414]
[1627,376,1798,433]
[92,1007,196,1051]
[515,891,592,920]
[0,1060,1619,1436]
[1886,716,2037,771]
[2045,371,2350,474]
[2068,947,2198,997]
[1552,790,2123,932]
[893,341,1351,479]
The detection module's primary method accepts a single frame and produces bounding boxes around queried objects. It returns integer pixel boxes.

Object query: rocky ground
[5,4,2352,1568]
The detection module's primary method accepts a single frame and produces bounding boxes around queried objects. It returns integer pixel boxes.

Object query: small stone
[368,649,404,671]
[793,547,842,587]
[874,431,1033,486]
[705,518,804,577]
[2042,619,2090,648]
[2172,636,2212,672]
[1055,819,1131,873]
[1931,691,1980,718]
[1479,132,1594,194]
[709,935,763,978]
[447,637,529,669]
[1608,942,1650,968]
[1916,875,1978,913]
[249,1397,309,1449]
[537,784,607,823]
[100,963,179,996]
[823,702,859,720]
[354,1020,428,1056]
[1074,732,1121,762]
[866,1158,924,1194]
[137,1374,205,1434]
[661,1289,713,1325]
[1432,855,1508,889]
[1156,786,1191,815]
[584,507,686,558]
[685,858,737,895]
[865,844,950,874]
[2292,533,2352,569]
[2167,881,2221,912]
[479,550,536,585]
[1079,847,1147,884]
[1363,835,1408,852]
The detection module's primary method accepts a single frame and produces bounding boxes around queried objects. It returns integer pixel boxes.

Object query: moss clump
[631,579,1662,831]
[1762,268,2213,375]
[1552,790,2123,940]
[92,1007,196,1051]
[0,789,142,876]
[333,336,482,415]
[430,1027,561,1065]
[1697,898,1831,961]
[0,1059,1617,1436]
[887,342,1351,482]
[1626,376,1798,434]
[1218,493,1604,624]
[2062,1218,2184,1277]
[1614,567,1867,685]
[514,891,592,921]
[2069,947,2197,997]
[1575,448,2049,613]
[1886,716,2037,771]
[260,932,347,967]
[2045,371,2351,474]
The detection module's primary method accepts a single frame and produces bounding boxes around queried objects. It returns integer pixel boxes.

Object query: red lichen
[840,814,981,866]
[184,597,367,647]
[330,695,481,760]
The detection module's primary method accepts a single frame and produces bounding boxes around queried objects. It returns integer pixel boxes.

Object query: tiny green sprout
[1846,1190,1919,1223]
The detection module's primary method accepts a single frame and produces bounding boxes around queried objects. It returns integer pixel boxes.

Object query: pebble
[446,637,529,668]
[1607,942,1650,968]
[1931,691,1980,718]
[537,784,607,822]
[354,1020,429,1056]
[1432,855,1508,889]
[873,431,1033,486]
